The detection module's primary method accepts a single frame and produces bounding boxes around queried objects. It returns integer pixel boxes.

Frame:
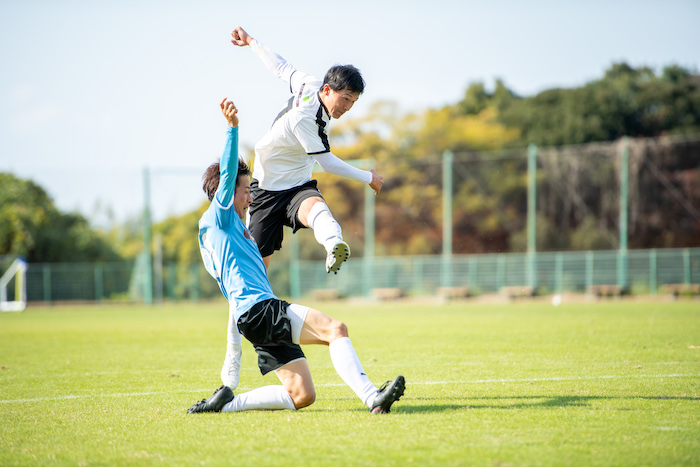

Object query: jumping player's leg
[297,197,350,273]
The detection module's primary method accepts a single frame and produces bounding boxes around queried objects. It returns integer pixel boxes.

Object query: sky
[1,0,699,227]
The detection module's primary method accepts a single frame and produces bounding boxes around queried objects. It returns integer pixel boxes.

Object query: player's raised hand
[369,169,384,195]
[220,98,239,128]
[231,26,253,47]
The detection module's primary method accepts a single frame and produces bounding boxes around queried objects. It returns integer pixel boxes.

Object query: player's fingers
[220,97,227,109]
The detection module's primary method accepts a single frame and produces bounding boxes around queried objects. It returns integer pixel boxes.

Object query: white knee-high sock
[221,308,243,389]
[222,385,296,412]
[306,203,343,253]
[329,337,378,408]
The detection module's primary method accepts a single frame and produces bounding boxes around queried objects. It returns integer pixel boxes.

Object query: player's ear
[322,83,332,95]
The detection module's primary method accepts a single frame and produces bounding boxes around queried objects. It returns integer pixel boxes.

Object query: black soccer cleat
[187,385,234,414]
[370,375,405,414]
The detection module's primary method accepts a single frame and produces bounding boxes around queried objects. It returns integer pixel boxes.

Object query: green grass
[1,299,699,466]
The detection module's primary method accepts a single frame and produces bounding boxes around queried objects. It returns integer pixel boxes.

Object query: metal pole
[585,251,594,293]
[649,249,657,295]
[153,233,163,304]
[364,183,375,297]
[94,264,103,303]
[142,167,153,305]
[442,150,453,287]
[43,264,51,305]
[527,144,537,290]
[555,252,563,293]
[618,137,629,291]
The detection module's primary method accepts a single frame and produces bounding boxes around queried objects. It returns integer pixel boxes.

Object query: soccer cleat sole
[326,241,351,274]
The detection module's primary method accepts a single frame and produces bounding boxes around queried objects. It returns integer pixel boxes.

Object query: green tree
[485,62,700,147]
[0,173,122,262]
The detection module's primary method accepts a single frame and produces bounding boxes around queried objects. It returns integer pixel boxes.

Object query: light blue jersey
[199,126,276,322]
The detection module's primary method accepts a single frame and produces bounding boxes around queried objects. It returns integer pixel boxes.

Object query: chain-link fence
[14,247,700,305]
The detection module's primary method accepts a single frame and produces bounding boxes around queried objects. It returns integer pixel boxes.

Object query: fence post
[363,183,376,297]
[683,248,691,284]
[497,255,506,291]
[43,264,51,305]
[469,256,477,293]
[142,167,153,305]
[95,264,103,303]
[191,264,200,301]
[555,253,563,293]
[527,144,537,290]
[649,249,657,295]
[413,257,423,296]
[442,150,454,288]
[618,137,629,291]
[585,251,593,293]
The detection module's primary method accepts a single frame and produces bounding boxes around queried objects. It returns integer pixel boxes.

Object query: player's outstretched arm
[216,98,240,207]
[231,26,254,47]
[230,26,298,86]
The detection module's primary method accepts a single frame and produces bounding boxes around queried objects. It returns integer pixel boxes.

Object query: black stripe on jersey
[289,70,297,93]
[270,96,294,128]
[314,105,330,153]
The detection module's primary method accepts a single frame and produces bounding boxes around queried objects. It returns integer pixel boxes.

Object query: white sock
[221,308,243,389]
[306,202,343,253]
[222,385,296,412]
[329,337,378,408]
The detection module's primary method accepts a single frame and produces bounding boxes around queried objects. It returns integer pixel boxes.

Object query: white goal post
[1,258,28,312]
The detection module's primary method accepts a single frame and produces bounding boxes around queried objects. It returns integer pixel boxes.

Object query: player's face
[234,175,252,219]
[323,85,359,119]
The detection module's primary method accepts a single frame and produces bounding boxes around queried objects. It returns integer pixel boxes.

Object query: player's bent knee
[291,387,316,409]
[331,320,348,340]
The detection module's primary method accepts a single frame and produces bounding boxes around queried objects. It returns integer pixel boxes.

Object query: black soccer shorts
[248,179,325,257]
[237,298,306,375]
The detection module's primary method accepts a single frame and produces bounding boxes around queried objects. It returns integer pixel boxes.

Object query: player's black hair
[202,160,250,202]
[323,64,365,94]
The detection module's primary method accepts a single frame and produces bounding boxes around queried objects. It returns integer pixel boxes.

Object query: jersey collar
[318,91,331,120]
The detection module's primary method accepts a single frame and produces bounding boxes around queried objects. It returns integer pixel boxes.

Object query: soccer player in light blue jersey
[191,98,404,414]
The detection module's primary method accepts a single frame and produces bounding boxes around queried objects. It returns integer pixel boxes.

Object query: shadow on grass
[388,394,700,414]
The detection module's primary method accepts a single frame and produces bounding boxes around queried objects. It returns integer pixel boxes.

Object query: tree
[480,62,700,147]
[0,173,122,262]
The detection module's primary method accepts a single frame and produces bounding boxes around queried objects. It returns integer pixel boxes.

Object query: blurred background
[1,0,699,305]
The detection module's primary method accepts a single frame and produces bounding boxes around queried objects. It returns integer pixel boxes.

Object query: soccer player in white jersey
[230,26,384,274]
[190,98,404,415]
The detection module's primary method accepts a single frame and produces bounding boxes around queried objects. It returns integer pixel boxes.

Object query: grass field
[1,299,698,466]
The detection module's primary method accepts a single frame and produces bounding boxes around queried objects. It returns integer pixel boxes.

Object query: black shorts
[237,298,306,375]
[248,179,324,257]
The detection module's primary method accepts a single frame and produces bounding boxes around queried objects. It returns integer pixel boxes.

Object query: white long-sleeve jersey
[249,39,372,191]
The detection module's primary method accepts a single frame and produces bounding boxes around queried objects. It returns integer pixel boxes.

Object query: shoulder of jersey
[294,79,322,111]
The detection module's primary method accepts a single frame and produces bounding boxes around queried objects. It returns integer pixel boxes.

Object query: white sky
[1,0,699,226]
